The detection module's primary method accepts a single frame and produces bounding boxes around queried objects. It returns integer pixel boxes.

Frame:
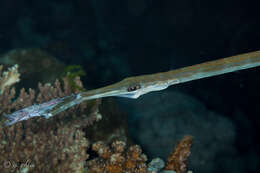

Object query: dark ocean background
[0,0,259,172]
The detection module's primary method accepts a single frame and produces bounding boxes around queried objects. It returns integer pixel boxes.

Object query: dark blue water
[0,0,259,172]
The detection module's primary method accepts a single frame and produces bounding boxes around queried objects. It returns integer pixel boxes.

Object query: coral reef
[0,123,89,173]
[63,65,86,91]
[0,48,65,89]
[0,70,101,172]
[0,64,194,173]
[85,98,130,144]
[165,136,193,173]
[86,140,149,173]
[120,90,236,173]
[0,75,102,128]
[86,136,193,173]
[0,64,20,94]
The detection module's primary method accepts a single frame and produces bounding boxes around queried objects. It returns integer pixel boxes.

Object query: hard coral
[0,48,65,89]
[165,135,193,173]
[86,140,149,173]
[0,64,20,94]
[0,73,101,173]
[86,136,193,173]
[0,124,89,173]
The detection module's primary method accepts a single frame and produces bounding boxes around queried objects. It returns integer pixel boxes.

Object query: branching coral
[0,63,194,173]
[86,136,193,173]
[86,140,149,173]
[0,71,102,173]
[0,64,20,94]
[165,135,193,173]
[0,48,66,89]
[0,123,89,173]
[0,76,102,128]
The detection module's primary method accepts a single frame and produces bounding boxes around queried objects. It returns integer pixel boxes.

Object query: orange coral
[86,136,194,173]
[86,140,149,173]
[165,135,193,173]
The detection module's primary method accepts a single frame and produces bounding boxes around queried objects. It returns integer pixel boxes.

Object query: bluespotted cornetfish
[4,50,260,126]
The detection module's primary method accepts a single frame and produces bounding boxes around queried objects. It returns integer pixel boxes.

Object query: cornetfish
[4,50,260,126]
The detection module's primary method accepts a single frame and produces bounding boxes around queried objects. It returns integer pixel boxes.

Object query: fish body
[4,50,260,126]
[5,98,65,125]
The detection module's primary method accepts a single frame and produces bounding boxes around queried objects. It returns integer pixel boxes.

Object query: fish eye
[127,84,141,92]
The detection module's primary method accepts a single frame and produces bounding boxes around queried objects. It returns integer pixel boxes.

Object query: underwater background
[0,0,260,172]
